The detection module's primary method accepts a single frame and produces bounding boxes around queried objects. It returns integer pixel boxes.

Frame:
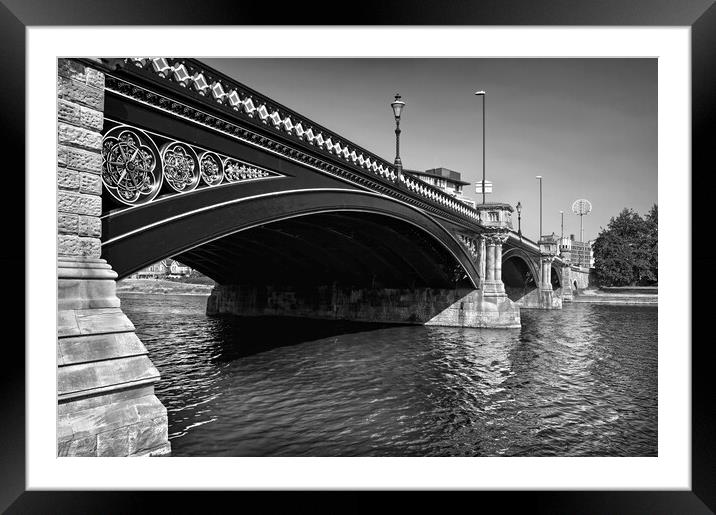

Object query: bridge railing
[100,57,506,228]
[399,173,482,223]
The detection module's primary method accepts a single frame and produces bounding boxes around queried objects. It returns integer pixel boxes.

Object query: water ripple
[119,293,657,457]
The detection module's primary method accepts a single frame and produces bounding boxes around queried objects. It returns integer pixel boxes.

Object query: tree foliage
[592,204,657,286]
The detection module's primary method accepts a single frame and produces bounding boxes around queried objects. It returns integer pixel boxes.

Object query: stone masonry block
[79,172,102,195]
[57,434,97,457]
[78,215,101,238]
[58,123,102,152]
[57,99,81,125]
[58,236,102,258]
[58,59,90,83]
[58,234,80,256]
[57,145,68,167]
[57,76,104,110]
[57,191,79,213]
[129,416,168,456]
[79,106,103,131]
[97,426,129,457]
[64,146,102,174]
[58,192,101,216]
[57,168,79,190]
[58,60,105,89]
[58,213,79,234]
[79,237,101,257]
[86,68,105,89]
[77,194,102,216]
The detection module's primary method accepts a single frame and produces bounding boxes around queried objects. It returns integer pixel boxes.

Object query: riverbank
[569,289,657,305]
[116,278,214,295]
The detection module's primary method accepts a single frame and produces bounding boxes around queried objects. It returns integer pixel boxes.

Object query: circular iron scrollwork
[224,158,271,182]
[199,151,224,186]
[161,142,201,192]
[101,126,162,206]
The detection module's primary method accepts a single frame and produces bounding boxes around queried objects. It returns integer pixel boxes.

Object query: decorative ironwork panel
[199,151,224,186]
[161,142,200,193]
[101,126,163,206]
[457,234,479,262]
[224,159,272,182]
[101,121,283,207]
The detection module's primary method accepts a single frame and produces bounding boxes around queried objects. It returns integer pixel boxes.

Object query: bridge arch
[102,187,480,290]
[501,247,540,302]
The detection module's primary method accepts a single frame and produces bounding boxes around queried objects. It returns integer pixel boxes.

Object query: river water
[119,293,657,457]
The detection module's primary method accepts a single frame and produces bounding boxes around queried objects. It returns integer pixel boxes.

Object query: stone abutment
[56,59,170,456]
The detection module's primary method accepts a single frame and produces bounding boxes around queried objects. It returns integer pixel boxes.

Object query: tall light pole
[390,93,405,178]
[475,90,486,204]
[560,210,564,239]
[516,201,522,240]
[536,176,543,238]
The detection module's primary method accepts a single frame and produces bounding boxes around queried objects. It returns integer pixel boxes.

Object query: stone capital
[483,231,510,246]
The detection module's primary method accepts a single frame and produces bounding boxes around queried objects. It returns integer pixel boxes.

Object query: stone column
[559,248,573,301]
[57,59,170,456]
[538,255,556,309]
[494,241,504,292]
[540,257,553,290]
[482,232,509,297]
[485,239,495,282]
[560,263,573,301]
[477,236,486,290]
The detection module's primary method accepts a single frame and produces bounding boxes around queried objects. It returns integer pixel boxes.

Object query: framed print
[5,0,715,512]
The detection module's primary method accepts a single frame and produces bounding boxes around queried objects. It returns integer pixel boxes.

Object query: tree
[643,204,658,282]
[592,205,657,286]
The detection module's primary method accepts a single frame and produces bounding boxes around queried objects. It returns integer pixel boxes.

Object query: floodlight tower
[571,199,592,242]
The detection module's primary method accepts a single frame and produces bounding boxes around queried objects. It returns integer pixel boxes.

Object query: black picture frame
[4,0,713,512]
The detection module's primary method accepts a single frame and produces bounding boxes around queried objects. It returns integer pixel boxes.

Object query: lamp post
[516,201,522,239]
[475,90,486,203]
[560,210,564,239]
[536,175,543,238]
[390,93,405,178]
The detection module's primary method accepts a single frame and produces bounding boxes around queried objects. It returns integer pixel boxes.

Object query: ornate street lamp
[536,175,543,238]
[475,90,486,204]
[391,93,406,177]
[516,201,522,239]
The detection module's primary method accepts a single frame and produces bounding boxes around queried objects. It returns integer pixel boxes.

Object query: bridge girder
[102,188,481,290]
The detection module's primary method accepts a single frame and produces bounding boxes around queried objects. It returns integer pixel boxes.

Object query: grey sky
[203,58,657,242]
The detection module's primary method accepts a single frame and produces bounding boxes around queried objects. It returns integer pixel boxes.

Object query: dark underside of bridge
[503,256,537,302]
[170,212,470,290]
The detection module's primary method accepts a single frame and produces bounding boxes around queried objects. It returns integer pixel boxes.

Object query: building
[131,258,193,279]
[405,167,477,208]
[560,234,594,268]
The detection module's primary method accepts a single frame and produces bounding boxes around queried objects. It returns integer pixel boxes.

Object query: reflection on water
[119,293,657,457]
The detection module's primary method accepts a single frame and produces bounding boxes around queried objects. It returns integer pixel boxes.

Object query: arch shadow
[501,247,540,303]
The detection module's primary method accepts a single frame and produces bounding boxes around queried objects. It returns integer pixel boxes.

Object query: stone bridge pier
[558,247,574,302]
[56,59,170,457]
[537,255,559,309]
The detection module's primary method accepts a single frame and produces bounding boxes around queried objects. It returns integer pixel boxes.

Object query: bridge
[56,58,580,457]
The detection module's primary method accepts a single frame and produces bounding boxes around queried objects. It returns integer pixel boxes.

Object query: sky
[203,58,657,243]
